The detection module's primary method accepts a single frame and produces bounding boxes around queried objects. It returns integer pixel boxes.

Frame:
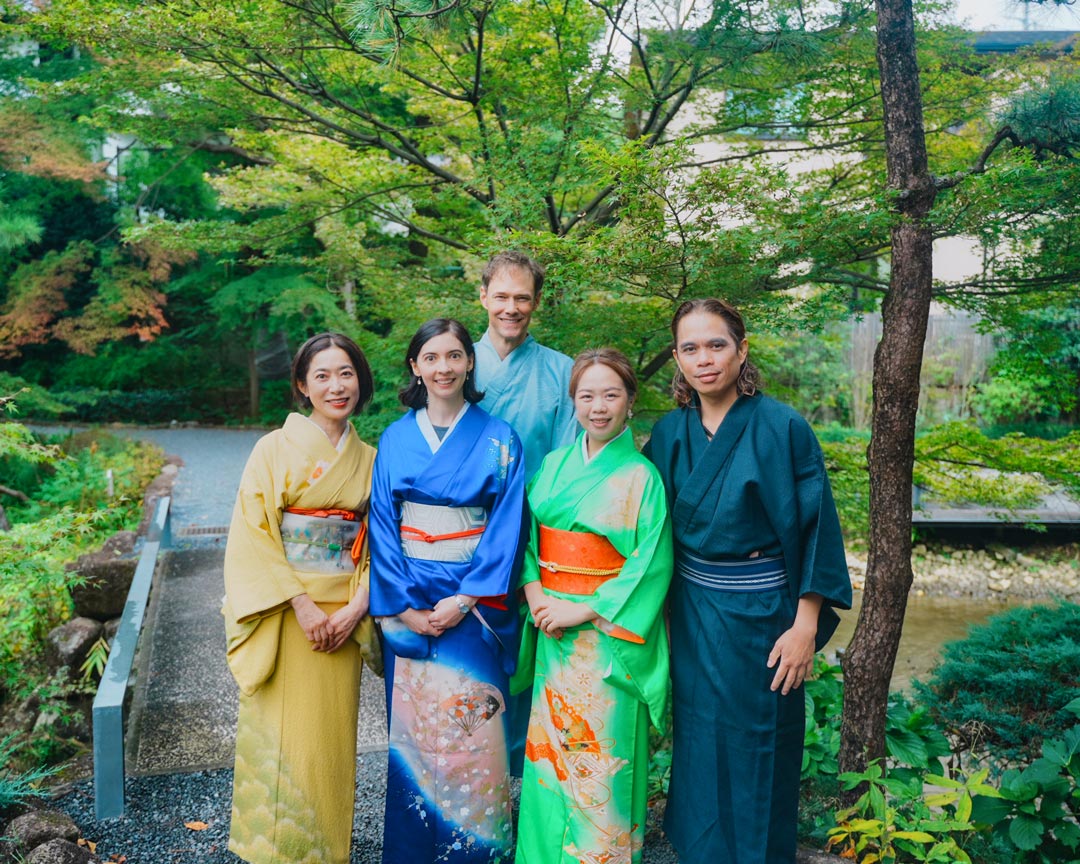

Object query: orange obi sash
[537,525,625,595]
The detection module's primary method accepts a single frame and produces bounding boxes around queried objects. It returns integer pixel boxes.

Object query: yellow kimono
[223,413,379,864]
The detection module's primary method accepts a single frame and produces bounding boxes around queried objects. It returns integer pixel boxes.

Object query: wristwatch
[455,596,473,615]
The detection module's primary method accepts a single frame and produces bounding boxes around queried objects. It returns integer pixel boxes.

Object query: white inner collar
[416,403,470,453]
[580,425,629,465]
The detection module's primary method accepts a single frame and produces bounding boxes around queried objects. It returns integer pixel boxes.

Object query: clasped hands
[290,590,368,653]
[398,594,477,637]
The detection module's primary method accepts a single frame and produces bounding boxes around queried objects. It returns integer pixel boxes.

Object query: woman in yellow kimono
[223,332,381,864]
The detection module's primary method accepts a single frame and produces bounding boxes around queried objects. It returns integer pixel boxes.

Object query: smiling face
[410,331,474,406]
[479,265,537,350]
[297,345,360,433]
[574,362,632,452]
[673,310,748,409]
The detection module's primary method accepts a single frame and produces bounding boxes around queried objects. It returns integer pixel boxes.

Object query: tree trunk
[839,0,937,778]
[248,346,261,421]
[0,502,9,532]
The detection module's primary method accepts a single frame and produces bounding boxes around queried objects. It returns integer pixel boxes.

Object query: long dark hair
[670,298,760,408]
[291,332,374,414]
[399,318,486,409]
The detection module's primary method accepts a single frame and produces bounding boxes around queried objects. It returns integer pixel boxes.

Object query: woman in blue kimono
[369,318,525,864]
[644,298,851,864]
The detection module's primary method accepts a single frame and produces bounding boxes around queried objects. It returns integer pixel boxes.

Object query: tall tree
[839,0,1080,773]
[839,0,935,774]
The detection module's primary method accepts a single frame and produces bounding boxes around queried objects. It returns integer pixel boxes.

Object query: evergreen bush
[915,601,1080,764]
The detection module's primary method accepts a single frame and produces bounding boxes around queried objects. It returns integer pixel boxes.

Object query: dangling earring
[627,408,635,419]
[416,376,422,386]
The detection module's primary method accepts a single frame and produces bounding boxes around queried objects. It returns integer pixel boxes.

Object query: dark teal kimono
[645,393,851,864]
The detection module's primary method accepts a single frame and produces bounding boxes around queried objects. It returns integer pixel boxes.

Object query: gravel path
[52,757,677,863]
[52,757,386,864]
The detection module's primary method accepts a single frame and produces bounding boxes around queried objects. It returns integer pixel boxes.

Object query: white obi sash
[399,501,488,563]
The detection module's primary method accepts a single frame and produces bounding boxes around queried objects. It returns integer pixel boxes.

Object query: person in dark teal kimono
[644,298,852,864]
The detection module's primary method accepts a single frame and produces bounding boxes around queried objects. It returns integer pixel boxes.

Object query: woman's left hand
[428,594,475,632]
[325,590,369,653]
[533,597,595,639]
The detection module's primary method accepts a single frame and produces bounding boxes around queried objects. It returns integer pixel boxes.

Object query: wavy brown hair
[481,250,545,301]
[670,298,760,408]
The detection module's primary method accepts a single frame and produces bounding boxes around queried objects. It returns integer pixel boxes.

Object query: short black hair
[398,318,485,409]
[291,332,374,414]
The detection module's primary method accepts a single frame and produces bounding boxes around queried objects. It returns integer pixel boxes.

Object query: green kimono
[513,429,673,864]
[645,393,851,864]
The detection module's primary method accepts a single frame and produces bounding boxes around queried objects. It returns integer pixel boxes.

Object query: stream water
[827,591,1023,691]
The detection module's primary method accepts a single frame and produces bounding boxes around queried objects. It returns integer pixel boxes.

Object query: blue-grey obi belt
[675,548,788,593]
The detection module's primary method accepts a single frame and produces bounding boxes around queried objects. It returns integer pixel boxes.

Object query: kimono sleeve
[457,430,526,600]
[223,435,306,622]
[368,443,425,615]
[775,414,852,649]
[592,464,674,727]
[590,465,673,639]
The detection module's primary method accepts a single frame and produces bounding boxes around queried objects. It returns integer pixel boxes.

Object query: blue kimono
[369,403,525,864]
[474,333,577,482]
[645,393,851,864]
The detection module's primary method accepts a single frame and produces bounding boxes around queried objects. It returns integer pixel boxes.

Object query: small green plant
[803,655,844,780]
[0,735,57,815]
[79,636,110,682]
[827,761,981,863]
[970,705,1080,864]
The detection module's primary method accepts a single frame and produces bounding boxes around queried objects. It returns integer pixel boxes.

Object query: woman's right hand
[399,607,442,637]
[290,593,332,651]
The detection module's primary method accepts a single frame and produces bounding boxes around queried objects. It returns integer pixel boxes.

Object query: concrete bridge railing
[92,496,171,820]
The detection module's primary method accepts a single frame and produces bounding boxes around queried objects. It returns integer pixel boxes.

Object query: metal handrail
[92,496,171,820]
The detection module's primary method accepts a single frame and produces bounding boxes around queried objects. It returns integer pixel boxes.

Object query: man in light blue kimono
[473,251,577,778]
[474,251,577,483]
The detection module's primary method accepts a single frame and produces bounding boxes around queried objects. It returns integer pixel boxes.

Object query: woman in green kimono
[644,299,852,864]
[513,348,673,864]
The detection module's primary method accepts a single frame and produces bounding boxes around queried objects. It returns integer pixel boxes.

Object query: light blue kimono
[474,332,578,482]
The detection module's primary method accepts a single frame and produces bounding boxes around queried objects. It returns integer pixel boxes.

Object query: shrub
[915,602,1080,765]
[0,428,164,694]
[49,387,199,423]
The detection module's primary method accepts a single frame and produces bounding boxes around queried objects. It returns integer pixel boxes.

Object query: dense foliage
[0,423,164,696]
[0,0,1077,429]
[799,655,1080,864]
[915,602,1080,765]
